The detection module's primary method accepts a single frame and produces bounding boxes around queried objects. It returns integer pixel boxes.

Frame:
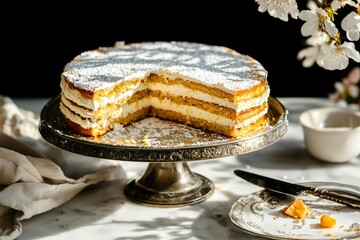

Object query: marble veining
[13,98,360,240]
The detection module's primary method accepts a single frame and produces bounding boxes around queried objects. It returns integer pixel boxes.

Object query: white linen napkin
[0,95,126,240]
[0,95,41,140]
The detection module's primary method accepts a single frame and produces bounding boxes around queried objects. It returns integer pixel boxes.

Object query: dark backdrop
[3,1,358,99]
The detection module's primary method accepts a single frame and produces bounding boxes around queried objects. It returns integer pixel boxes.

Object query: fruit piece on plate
[283,198,311,219]
[320,214,336,228]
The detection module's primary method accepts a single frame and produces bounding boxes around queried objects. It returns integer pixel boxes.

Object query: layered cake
[60,41,270,138]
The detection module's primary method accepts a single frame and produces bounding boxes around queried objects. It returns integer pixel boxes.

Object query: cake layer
[60,82,269,127]
[62,42,268,97]
[59,41,270,138]
[61,77,269,114]
[61,102,268,138]
[61,94,268,137]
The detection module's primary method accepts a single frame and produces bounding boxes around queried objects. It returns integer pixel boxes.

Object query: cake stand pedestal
[39,95,288,207]
[124,162,214,206]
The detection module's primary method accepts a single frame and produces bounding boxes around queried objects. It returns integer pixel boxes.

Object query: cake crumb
[97,117,228,147]
[142,140,151,146]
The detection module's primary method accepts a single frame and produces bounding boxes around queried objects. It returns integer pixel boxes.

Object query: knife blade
[234,169,360,209]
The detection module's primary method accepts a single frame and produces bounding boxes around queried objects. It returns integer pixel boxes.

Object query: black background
[2,1,358,99]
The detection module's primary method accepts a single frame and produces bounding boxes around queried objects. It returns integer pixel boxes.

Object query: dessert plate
[229,182,360,240]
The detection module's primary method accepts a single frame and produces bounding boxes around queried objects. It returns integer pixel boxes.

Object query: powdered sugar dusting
[97,117,229,147]
[62,41,267,93]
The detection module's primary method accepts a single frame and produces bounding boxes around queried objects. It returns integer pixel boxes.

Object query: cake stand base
[39,95,288,207]
[124,161,214,207]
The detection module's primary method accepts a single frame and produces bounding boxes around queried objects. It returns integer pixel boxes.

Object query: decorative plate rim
[229,182,360,240]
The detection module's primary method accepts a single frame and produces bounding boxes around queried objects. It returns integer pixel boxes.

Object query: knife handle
[308,187,360,209]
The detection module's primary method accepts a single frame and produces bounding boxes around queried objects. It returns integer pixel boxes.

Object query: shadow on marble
[232,138,359,170]
[107,191,260,239]
[19,179,129,240]
[17,138,359,239]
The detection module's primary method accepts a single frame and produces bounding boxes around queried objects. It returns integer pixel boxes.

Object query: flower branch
[329,66,360,108]
[255,0,360,70]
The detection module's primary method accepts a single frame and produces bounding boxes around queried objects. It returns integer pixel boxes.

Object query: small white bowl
[299,107,360,163]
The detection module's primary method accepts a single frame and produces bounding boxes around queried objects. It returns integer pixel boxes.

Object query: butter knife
[234,169,360,209]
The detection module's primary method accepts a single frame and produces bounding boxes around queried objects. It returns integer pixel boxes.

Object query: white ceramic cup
[299,107,360,163]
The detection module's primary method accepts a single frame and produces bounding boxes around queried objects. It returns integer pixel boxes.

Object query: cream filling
[61,96,267,130]
[61,79,269,113]
[156,69,264,94]
[60,78,147,110]
[149,83,269,113]
[61,94,92,119]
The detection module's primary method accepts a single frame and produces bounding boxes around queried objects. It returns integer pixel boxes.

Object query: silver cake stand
[39,95,288,207]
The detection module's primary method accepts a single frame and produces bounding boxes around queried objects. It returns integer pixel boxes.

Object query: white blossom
[348,85,360,98]
[341,11,360,41]
[297,46,321,67]
[306,1,318,11]
[333,67,360,98]
[331,0,357,10]
[318,42,360,70]
[255,0,299,21]
[334,81,345,93]
[345,66,360,84]
[254,0,360,71]
[299,8,338,37]
[330,67,360,105]
[297,32,328,67]
[306,31,329,45]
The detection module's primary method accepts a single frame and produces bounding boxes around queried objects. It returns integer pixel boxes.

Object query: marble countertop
[13,97,360,240]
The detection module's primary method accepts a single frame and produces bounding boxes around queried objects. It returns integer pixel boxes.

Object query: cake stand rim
[38,94,288,161]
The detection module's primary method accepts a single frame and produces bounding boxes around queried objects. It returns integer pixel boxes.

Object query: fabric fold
[0,95,126,240]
